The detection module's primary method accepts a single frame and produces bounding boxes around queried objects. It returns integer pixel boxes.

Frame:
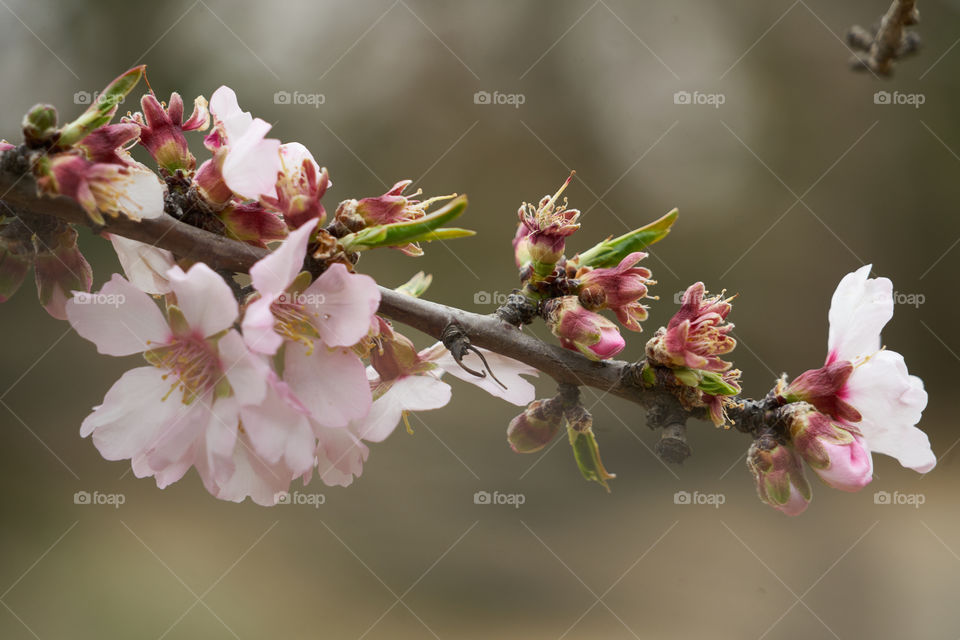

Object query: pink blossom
[261,142,331,229]
[647,282,735,372]
[785,264,935,474]
[204,86,282,201]
[125,92,209,172]
[515,174,580,277]
[37,125,165,225]
[575,251,653,332]
[65,263,315,504]
[351,326,538,443]
[241,221,381,484]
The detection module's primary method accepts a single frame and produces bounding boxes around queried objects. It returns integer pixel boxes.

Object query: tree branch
[848,0,920,75]
[0,163,774,449]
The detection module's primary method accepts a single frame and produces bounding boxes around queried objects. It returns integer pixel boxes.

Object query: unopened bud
[507,398,563,453]
[747,434,811,516]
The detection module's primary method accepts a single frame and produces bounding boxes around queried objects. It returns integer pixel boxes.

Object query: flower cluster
[506,176,672,361]
[0,68,534,505]
[66,219,535,504]
[0,68,938,514]
[749,265,935,515]
[645,282,741,427]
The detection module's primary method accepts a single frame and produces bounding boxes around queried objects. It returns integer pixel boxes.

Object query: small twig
[848,0,921,75]
[0,162,776,436]
[441,322,506,388]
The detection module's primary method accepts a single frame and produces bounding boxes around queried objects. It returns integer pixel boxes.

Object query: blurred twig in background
[848,0,921,74]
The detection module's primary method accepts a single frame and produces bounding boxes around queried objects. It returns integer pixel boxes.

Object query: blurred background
[1,0,958,637]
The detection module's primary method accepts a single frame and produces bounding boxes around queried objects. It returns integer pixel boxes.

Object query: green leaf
[573,208,678,269]
[672,366,702,388]
[58,66,146,147]
[568,426,616,492]
[697,370,740,396]
[395,271,433,298]
[339,195,472,251]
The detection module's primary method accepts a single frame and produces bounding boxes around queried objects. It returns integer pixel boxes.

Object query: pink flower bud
[515,174,580,279]
[544,296,625,361]
[261,143,330,229]
[747,435,812,516]
[507,398,564,453]
[33,226,93,320]
[786,403,873,492]
[337,180,455,228]
[782,360,861,424]
[576,251,653,332]
[646,282,735,372]
[125,92,209,173]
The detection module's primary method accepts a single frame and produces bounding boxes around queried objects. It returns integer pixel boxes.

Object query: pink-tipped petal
[304,263,381,347]
[166,263,238,337]
[66,273,170,356]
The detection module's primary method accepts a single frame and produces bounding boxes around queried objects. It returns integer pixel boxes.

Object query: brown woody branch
[848,0,921,75]
[0,164,777,460]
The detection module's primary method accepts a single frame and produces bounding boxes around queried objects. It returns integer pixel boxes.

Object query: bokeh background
[1,0,958,637]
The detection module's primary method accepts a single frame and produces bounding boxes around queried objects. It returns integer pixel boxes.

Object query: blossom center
[271,299,322,353]
[145,334,223,403]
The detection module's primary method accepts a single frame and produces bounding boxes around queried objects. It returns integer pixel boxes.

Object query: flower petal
[249,219,316,298]
[241,381,315,476]
[241,296,284,355]
[66,273,170,356]
[303,263,381,347]
[352,375,451,443]
[827,264,893,362]
[218,329,268,406]
[845,350,935,472]
[108,234,175,295]
[167,262,238,337]
[80,366,180,458]
[426,342,538,406]
[315,425,368,487]
[284,343,373,428]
